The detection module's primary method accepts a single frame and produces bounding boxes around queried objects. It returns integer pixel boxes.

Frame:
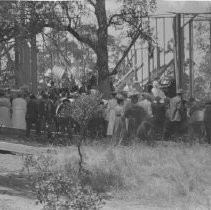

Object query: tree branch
[66,25,97,52]
[87,0,96,7]
[109,29,143,76]
[42,32,72,67]
[107,13,122,27]
[60,2,97,52]
[78,139,83,175]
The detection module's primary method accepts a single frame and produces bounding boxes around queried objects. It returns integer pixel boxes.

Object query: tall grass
[52,142,211,208]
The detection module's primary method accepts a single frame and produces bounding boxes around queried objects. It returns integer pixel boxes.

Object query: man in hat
[163,89,187,140]
[25,94,40,138]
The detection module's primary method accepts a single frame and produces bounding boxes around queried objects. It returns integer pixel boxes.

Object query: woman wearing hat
[151,80,166,101]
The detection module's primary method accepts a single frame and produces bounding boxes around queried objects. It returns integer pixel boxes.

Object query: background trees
[0,0,156,98]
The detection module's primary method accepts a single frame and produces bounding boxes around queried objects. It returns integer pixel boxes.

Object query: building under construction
[115,12,211,99]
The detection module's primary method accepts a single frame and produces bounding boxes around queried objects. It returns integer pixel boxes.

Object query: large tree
[0,0,156,98]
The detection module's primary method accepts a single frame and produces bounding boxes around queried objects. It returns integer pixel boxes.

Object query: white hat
[153,81,159,88]
[177,89,184,94]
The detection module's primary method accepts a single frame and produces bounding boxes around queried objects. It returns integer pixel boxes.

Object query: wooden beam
[189,19,194,98]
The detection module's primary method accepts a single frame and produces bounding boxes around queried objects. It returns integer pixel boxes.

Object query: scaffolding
[115,12,211,98]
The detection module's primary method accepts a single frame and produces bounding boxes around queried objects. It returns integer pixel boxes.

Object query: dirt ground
[0,137,210,210]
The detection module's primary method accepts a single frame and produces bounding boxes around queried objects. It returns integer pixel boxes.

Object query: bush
[24,154,104,210]
[69,93,105,138]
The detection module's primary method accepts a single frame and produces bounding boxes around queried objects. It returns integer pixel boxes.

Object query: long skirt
[12,109,26,129]
[127,117,138,140]
[107,109,116,136]
[0,107,11,127]
[112,116,126,145]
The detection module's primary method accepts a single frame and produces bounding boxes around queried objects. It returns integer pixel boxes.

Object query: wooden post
[209,20,211,99]
[156,18,160,77]
[134,42,138,81]
[148,17,151,82]
[174,14,183,91]
[0,43,2,77]
[141,42,144,87]
[148,44,151,82]
[152,48,155,74]
[163,18,166,66]
[189,19,194,98]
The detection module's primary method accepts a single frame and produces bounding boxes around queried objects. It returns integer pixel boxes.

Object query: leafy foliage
[69,93,104,134]
[24,154,104,210]
[0,0,157,96]
[193,20,211,98]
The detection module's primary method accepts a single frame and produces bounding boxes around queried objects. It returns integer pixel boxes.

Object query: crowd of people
[0,79,210,145]
[106,80,211,145]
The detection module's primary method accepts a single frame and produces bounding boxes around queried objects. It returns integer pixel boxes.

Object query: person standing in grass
[163,89,186,140]
[112,94,126,146]
[124,91,140,143]
[106,91,117,137]
[25,94,40,138]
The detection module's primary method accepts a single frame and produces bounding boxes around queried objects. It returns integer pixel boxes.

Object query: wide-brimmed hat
[116,93,124,100]
[128,90,140,98]
[177,89,184,94]
[154,96,162,101]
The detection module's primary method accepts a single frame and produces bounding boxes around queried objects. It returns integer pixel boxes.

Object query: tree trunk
[14,36,23,87]
[95,0,111,99]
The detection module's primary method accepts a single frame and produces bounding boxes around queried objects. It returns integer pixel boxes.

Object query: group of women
[106,81,166,145]
[0,90,27,129]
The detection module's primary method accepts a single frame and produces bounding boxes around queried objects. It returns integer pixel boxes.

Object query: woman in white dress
[106,92,117,137]
[11,92,27,130]
[151,80,166,102]
[0,90,11,127]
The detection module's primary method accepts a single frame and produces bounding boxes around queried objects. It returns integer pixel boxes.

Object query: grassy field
[50,142,211,209]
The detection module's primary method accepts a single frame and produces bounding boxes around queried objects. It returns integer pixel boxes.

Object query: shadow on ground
[0,173,34,199]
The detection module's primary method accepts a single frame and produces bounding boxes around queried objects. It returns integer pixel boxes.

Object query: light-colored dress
[169,96,182,122]
[106,98,117,136]
[151,87,166,102]
[12,97,27,129]
[112,104,126,145]
[0,97,11,127]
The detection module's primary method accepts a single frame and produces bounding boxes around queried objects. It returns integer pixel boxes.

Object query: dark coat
[25,99,39,120]
[151,102,166,123]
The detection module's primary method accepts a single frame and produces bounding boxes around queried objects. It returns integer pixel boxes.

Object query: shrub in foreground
[24,154,104,210]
